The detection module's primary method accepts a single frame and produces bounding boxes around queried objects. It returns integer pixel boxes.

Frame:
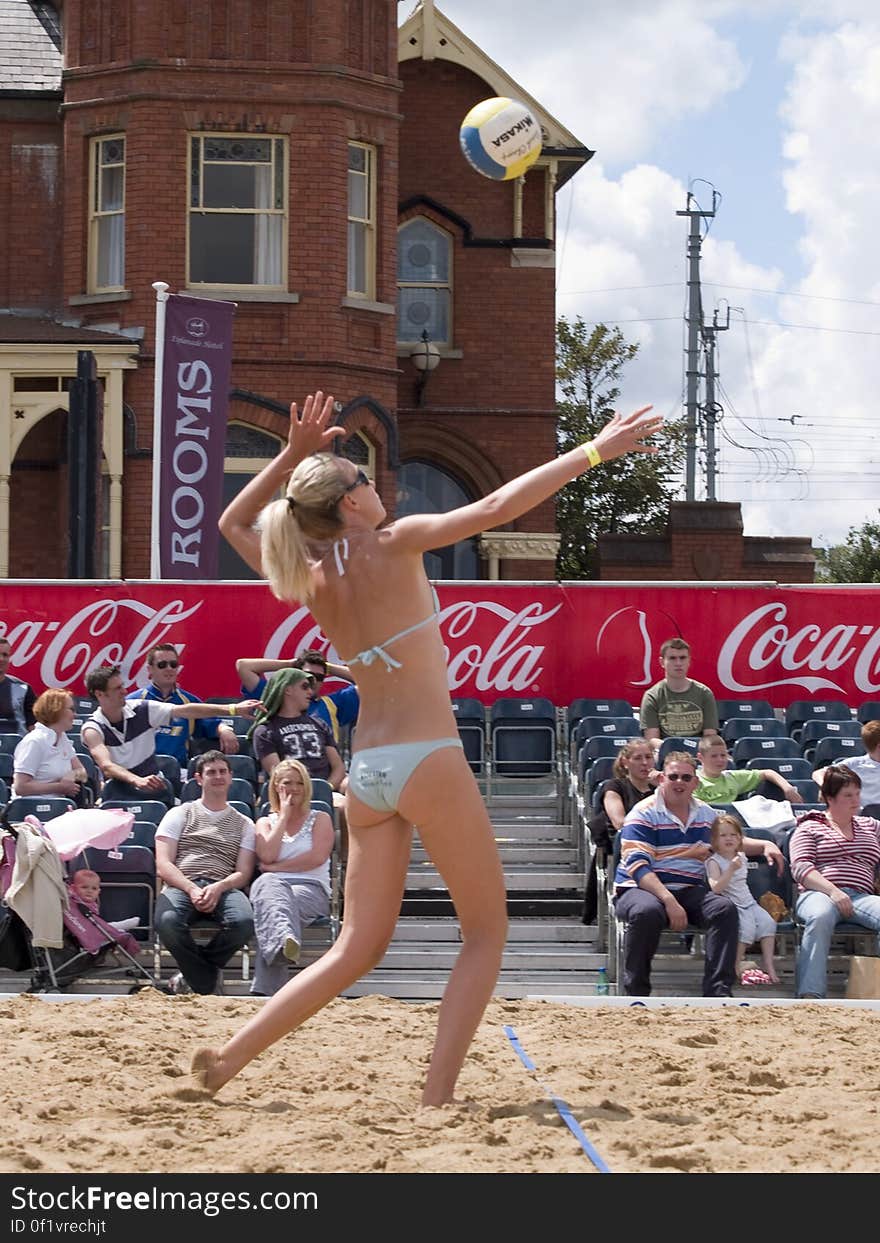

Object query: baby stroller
[0,806,168,993]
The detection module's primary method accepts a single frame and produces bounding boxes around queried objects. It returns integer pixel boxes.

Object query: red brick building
[0,0,590,582]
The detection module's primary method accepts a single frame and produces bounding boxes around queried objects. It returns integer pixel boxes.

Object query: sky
[399,1,880,550]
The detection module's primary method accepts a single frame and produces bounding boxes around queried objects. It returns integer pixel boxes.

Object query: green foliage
[555,317,684,579]
[815,514,880,583]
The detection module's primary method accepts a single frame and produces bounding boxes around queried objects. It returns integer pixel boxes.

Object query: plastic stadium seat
[657,736,700,766]
[732,736,801,765]
[811,735,863,770]
[705,802,747,825]
[0,733,23,757]
[721,717,786,743]
[0,777,8,805]
[228,800,256,821]
[100,799,169,828]
[567,698,634,727]
[6,795,75,823]
[715,699,774,724]
[451,699,486,774]
[754,777,820,804]
[76,751,102,803]
[124,820,157,851]
[153,754,183,799]
[861,803,880,819]
[799,718,862,760]
[580,734,630,766]
[742,828,795,927]
[573,716,638,745]
[586,756,619,803]
[746,757,813,781]
[856,701,880,725]
[0,754,12,783]
[490,698,556,778]
[784,699,852,740]
[100,776,174,808]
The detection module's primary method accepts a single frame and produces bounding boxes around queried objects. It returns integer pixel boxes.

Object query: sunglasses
[665,772,695,783]
[342,468,370,494]
[154,660,179,670]
[305,672,325,683]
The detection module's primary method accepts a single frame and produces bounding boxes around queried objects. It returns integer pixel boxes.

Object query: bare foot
[766,968,780,984]
[191,1048,230,1095]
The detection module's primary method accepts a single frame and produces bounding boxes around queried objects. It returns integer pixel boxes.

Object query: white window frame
[88,134,126,293]
[187,133,288,290]
[397,217,452,346]
[347,142,376,300]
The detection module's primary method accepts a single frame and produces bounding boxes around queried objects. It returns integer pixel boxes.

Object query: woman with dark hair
[193,390,661,1104]
[789,764,880,998]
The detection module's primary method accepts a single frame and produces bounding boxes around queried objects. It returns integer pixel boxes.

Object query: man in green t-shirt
[695,736,803,804]
[640,637,720,756]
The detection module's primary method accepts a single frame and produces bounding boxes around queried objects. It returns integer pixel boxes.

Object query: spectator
[813,720,880,810]
[0,636,36,734]
[583,739,655,925]
[789,765,880,999]
[237,648,359,747]
[12,688,90,805]
[127,643,239,765]
[613,751,784,996]
[250,668,346,793]
[695,736,804,804]
[706,813,780,984]
[81,665,259,805]
[640,637,719,756]
[154,750,256,995]
[250,759,334,996]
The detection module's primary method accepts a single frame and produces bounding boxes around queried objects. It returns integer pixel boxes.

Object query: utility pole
[676,190,718,500]
[702,306,730,501]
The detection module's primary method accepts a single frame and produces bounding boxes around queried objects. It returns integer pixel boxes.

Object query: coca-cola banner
[157,293,235,579]
[1,582,879,708]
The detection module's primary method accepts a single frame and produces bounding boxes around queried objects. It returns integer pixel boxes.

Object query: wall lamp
[412,329,440,406]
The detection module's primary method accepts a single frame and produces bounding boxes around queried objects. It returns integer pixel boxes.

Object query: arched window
[339,429,375,477]
[397,460,479,580]
[219,421,283,579]
[397,218,452,345]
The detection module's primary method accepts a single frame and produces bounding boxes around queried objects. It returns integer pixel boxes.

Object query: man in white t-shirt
[154,751,256,994]
[813,719,880,810]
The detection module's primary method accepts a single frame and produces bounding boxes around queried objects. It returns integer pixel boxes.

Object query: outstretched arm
[218,392,339,576]
[386,405,662,554]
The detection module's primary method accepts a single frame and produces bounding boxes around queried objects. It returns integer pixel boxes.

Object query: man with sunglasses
[612,752,784,996]
[235,647,359,746]
[127,643,240,767]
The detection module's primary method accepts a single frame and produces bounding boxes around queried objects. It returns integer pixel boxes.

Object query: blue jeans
[795,888,880,998]
[155,878,254,994]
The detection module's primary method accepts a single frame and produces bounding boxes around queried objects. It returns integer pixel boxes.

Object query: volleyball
[459,96,543,181]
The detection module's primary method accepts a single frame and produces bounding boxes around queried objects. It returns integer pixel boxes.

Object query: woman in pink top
[789,765,880,998]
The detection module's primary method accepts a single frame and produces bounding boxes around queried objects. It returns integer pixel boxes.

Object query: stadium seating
[100,799,169,828]
[0,754,13,784]
[732,736,801,765]
[0,733,22,757]
[6,795,75,823]
[567,698,634,728]
[489,697,557,778]
[784,700,852,741]
[68,844,157,943]
[746,756,813,781]
[811,736,863,770]
[657,736,700,765]
[799,718,862,761]
[181,776,255,807]
[721,717,786,743]
[715,699,774,724]
[856,701,880,725]
[153,754,183,800]
[451,698,486,775]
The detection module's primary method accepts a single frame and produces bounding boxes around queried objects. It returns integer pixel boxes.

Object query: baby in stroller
[68,868,141,957]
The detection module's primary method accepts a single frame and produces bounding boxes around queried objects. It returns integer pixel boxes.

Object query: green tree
[555,317,683,579]
[815,513,880,582]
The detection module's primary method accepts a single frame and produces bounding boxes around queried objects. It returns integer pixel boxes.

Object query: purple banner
[158,293,235,579]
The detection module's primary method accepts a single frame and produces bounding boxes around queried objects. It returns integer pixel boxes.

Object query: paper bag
[845,955,880,1000]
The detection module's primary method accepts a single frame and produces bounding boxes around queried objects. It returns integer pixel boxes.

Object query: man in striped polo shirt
[155,750,256,995]
[82,665,259,805]
[613,751,784,996]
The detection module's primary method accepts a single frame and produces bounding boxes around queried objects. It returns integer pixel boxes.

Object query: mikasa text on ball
[459,97,542,181]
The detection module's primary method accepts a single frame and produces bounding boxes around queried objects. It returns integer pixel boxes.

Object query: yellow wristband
[229,704,236,718]
[581,441,602,468]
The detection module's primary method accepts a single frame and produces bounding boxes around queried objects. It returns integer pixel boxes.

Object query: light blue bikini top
[332,537,440,672]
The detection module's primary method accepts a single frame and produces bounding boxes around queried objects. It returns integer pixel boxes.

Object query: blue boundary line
[503,1024,612,1173]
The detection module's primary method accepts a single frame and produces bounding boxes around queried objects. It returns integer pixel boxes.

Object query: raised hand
[286,391,341,460]
[593,405,663,463]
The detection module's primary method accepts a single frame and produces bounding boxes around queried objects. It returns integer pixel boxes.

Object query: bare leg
[192,812,411,1093]
[397,747,508,1106]
[759,935,779,983]
[735,944,746,980]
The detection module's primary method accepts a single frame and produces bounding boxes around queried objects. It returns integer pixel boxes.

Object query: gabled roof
[399,1,592,186]
[0,0,62,95]
[0,313,135,346]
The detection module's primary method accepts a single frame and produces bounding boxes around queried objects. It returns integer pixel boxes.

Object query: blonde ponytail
[259,453,349,603]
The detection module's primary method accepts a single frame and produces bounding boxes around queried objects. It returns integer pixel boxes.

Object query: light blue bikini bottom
[347,738,463,815]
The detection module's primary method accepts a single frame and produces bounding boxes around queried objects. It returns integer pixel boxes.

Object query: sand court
[1,991,877,1175]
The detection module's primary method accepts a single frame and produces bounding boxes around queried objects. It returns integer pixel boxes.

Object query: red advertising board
[0,580,878,708]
